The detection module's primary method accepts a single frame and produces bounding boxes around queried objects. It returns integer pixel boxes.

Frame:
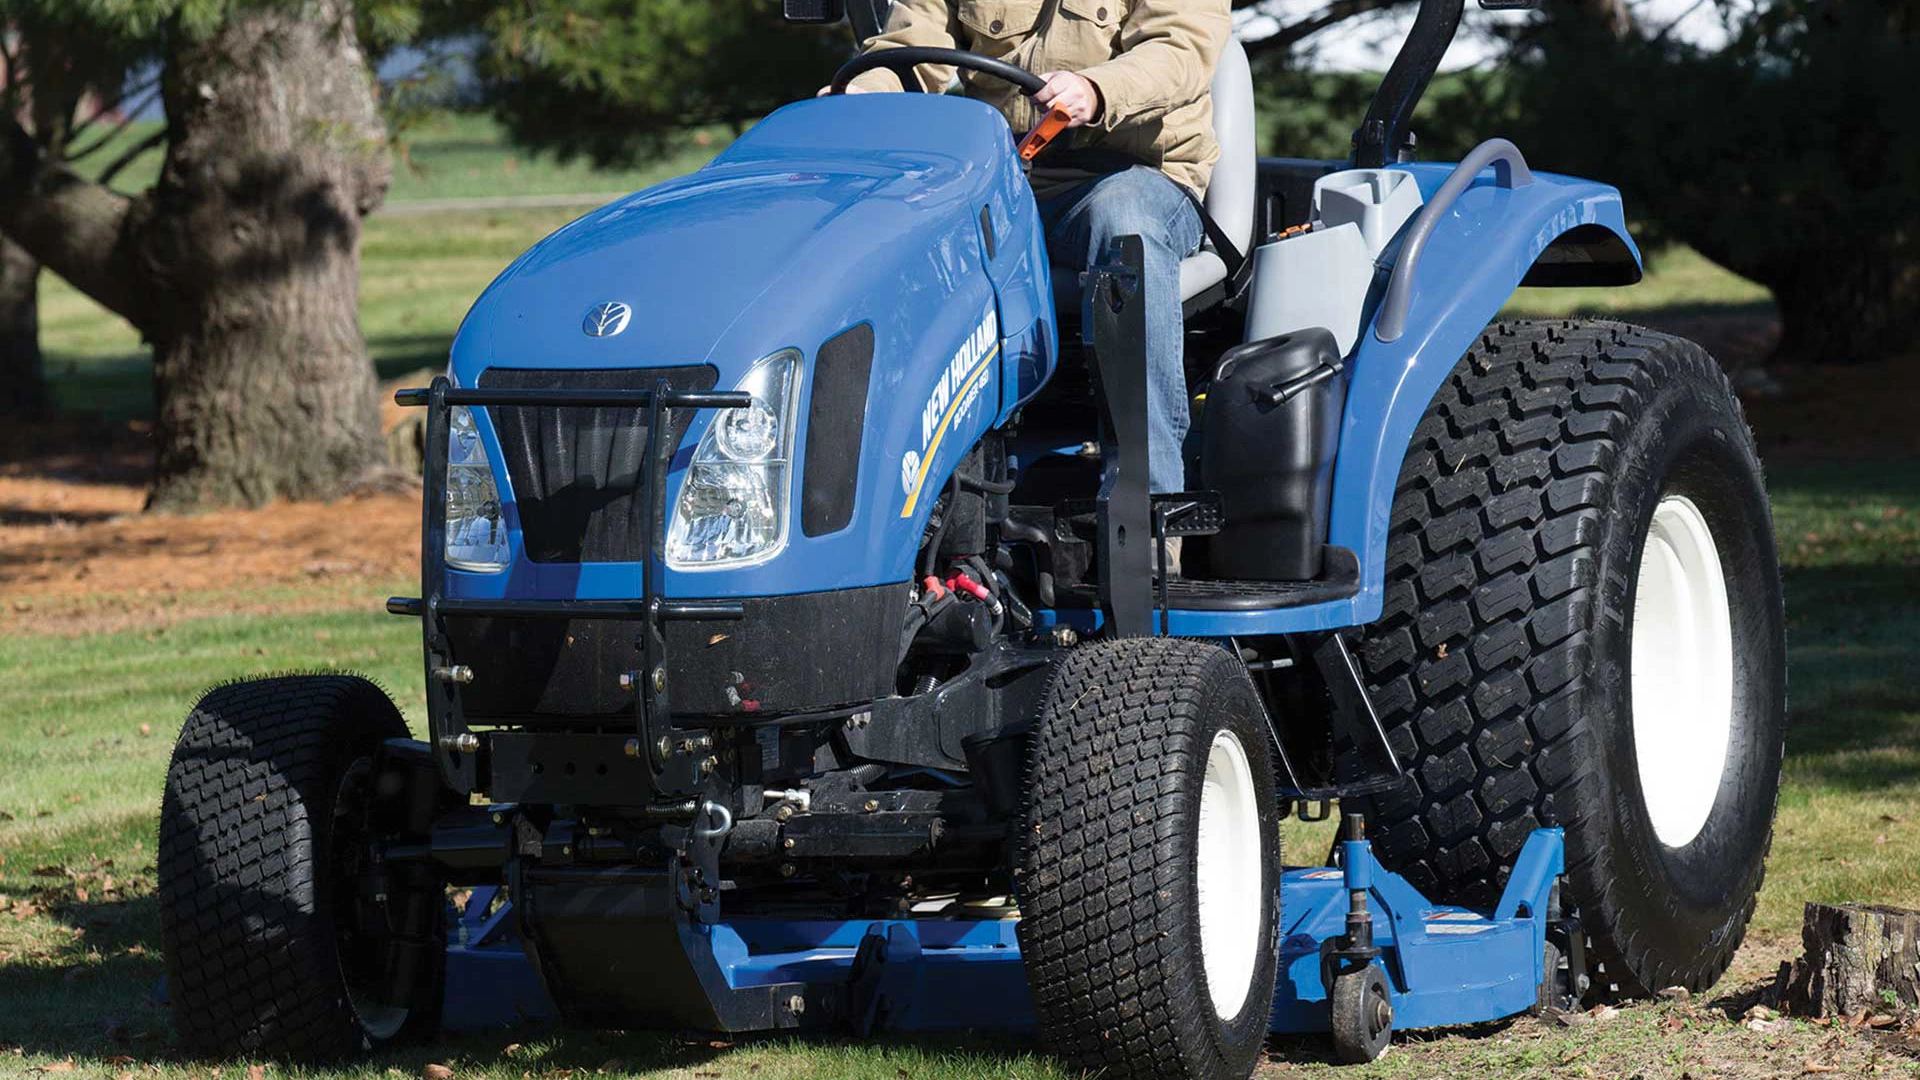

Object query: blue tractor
[156,0,1786,1075]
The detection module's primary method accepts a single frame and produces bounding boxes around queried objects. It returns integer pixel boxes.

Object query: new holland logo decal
[583,301,632,338]
[900,302,999,518]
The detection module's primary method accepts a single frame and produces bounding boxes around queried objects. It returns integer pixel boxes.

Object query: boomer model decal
[900,301,999,517]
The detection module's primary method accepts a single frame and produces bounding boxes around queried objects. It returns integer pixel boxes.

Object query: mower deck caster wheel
[1329,964,1393,1064]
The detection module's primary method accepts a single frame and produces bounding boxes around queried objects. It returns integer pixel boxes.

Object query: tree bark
[0,234,46,417]
[141,0,392,509]
[1783,902,1920,1018]
[0,0,391,509]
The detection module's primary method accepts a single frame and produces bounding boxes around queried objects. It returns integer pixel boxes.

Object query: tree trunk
[0,0,390,509]
[1783,902,1920,1018]
[140,0,392,509]
[0,234,46,417]
[1766,250,1920,365]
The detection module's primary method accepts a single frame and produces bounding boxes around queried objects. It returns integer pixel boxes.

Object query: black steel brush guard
[388,376,753,797]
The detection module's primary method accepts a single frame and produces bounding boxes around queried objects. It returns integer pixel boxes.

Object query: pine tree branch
[1242,0,1406,59]
[0,118,151,332]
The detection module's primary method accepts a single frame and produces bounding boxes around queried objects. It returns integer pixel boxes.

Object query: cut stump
[1782,902,1920,1018]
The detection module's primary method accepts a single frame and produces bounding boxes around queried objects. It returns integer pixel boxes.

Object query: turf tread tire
[158,674,428,1061]
[1354,319,1785,998]
[1016,638,1279,1080]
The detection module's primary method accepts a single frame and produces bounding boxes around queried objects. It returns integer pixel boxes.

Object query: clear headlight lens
[666,349,801,570]
[445,405,509,571]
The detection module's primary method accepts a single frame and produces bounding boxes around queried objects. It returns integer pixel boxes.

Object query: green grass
[1506,245,1773,319]
[1,461,1914,1077]
[72,113,732,205]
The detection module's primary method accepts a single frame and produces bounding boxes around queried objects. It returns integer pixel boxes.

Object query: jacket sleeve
[846,0,965,93]
[1077,0,1230,129]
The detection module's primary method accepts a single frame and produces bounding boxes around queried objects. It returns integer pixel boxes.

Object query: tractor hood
[448,95,1022,390]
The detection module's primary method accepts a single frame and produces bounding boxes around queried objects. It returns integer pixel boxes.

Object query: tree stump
[1782,903,1920,1018]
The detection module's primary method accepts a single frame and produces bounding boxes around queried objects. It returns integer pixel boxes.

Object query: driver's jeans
[1036,165,1205,495]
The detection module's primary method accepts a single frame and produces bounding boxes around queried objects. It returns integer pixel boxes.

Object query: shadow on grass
[371,334,458,380]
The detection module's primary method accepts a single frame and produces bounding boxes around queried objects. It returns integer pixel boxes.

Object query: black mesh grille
[480,366,718,562]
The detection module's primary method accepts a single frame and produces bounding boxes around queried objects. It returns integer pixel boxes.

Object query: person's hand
[816,83,873,97]
[1035,71,1102,126]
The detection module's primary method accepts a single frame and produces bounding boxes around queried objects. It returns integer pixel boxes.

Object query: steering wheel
[828,47,1047,96]
[827,47,1075,163]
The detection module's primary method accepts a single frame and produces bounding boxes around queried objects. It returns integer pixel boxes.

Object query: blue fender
[1234,160,1643,634]
[1330,162,1642,625]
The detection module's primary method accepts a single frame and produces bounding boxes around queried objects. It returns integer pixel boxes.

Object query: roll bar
[1373,137,1535,343]
[1350,0,1536,169]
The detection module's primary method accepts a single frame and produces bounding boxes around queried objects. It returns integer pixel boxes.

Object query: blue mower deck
[444,828,1565,1039]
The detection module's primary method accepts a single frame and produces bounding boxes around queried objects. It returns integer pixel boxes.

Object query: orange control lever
[1017,107,1074,163]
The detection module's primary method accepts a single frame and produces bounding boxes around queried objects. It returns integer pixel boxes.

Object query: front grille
[479,366,718,562]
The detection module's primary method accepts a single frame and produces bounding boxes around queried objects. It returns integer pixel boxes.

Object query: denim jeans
[1036,166,1205,495]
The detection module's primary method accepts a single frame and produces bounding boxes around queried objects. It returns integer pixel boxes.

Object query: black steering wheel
[829,47,1047,96]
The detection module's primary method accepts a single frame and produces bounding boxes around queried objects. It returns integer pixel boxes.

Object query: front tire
[159,675,444,1060]
[1356,320,1787,998]
[1016,639,1280,1080]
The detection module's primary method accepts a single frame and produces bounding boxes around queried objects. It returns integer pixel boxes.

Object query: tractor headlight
[445,405,509,572]
[666,349,801,570]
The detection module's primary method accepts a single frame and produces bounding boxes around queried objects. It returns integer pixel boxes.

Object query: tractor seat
[1050,36,1256,313]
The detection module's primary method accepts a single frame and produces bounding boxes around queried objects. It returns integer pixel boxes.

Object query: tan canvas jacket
[847,0,1231,199]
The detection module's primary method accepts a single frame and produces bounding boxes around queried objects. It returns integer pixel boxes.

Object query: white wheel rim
[1629,494,1735,848]
[1196,728,1264,1020]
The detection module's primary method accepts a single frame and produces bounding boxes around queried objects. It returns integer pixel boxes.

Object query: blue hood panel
[452,95,1030,386]
[447,94,1060,598]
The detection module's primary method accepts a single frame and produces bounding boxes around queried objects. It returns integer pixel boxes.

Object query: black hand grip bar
[1374,138,1535,344]
[830,47,1047,96]
[394,386,752,410]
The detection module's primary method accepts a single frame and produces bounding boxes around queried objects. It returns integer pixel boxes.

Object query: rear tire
[1355,320,1786,998]
[159,675,443,1060]
[1016,639,1280,1080]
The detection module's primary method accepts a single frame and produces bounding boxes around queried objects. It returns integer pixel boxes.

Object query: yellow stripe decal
[900,343,1000,519]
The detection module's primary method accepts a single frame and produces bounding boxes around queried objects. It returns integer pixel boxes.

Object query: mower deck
[444,829,1566,1043]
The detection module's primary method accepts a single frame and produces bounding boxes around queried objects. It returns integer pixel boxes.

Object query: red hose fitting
[948,572,992,602]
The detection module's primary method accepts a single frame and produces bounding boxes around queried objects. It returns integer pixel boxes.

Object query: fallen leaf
[1663,1015,1686,1033]
[1587,1004,1620,1022]
[423,1065,454,1080]
[248,1065,266,1080]
[1803,1065,1839,1075]
[74,888,89,903]
[1868,1013,1898,1028]
[137,724,152,737]
[502,1044,523,1057]
[39,1061,75,1074]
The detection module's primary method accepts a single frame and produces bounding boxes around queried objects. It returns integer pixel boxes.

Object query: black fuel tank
[1201,328,1346,581]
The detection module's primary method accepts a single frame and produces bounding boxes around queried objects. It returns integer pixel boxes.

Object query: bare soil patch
[0,419,417,636]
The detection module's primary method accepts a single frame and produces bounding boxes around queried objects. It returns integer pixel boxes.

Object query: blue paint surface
[444,831,1568,1038]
